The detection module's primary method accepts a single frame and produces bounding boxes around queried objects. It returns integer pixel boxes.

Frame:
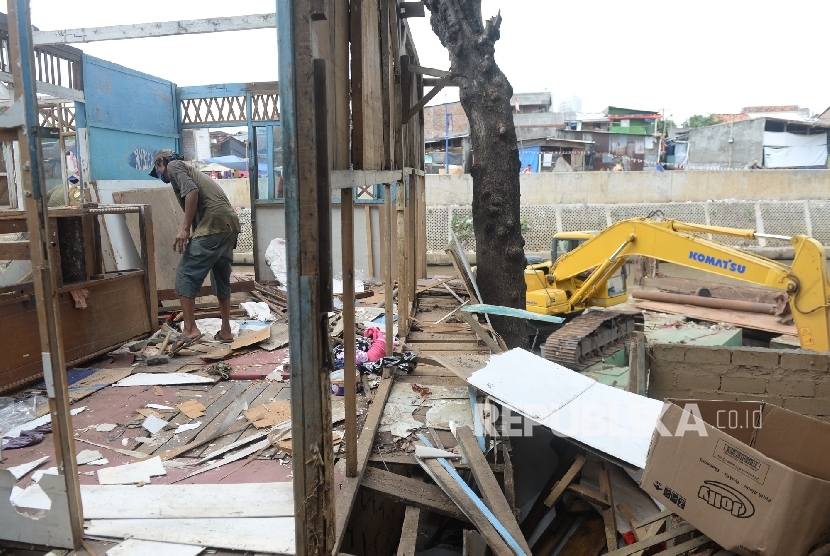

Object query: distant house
[817,106,830,122]
[512,92,551,114]
[714,105,813,124]
[669,117,830,169]
[423,101,471,174]
[210,131,247,158]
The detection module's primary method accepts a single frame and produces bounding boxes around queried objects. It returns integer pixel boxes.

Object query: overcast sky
[29,0,828,123]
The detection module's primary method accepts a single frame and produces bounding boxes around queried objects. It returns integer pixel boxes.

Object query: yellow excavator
[525,218,830,369]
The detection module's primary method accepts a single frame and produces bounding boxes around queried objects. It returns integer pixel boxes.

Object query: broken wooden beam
[455,426,531,555]
[598,462,618,551]
[361,466,469,523]
[603,524,697,556]
[416,455,514,556]
[543,454,586,508]
[397,506,421,556]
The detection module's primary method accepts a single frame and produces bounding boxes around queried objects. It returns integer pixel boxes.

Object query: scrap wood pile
[252,281,289,316]
[3,378,320,553]
[360,347,830,556]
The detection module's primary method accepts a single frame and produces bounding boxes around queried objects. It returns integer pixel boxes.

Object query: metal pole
[444,98,449,172]
[8,0,83,547]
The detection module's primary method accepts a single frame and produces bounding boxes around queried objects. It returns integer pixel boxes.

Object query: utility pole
[444,95,450,173]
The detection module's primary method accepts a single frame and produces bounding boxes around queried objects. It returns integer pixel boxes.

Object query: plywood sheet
[82,482,294,519]
[85,517,295,554]
[468,349,665,468]
[113,187,208,291]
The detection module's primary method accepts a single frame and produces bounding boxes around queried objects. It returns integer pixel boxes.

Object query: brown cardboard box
[641,400,830,556]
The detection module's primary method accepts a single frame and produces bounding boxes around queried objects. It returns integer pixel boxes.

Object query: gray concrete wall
[425,169,830,206]
[686,119,765,169]
[649,344,830,422]
[254,203,385,282]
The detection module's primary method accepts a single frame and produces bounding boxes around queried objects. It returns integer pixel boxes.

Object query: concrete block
[767,378,816,397]
[688,390,738,401]
[647,370,674,393]
[721,376,767,394]
[651,343,686,362]
[730,347,780,368]
[779,350,830,372]
[684,346,731,365]
[818,378,830,398]
[648,389,692,402]
[783,397,830,417]
[676,373,720,392]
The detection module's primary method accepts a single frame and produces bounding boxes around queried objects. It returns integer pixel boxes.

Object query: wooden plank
[0,240,29,260]
[567,484,610,509]
[529,503,578,556]
[604,524,697,556]
[627,332,646,396]
[456,426,531,555]
[333,374,395,553]
[598,462,618,551]
[543,454,586,507]
[632,508,674,529]
[408,342,483,351]
[501,442,517,519]
[365,205,374,276]
[138,206,158,333]
[152,382,248,455]
[361,467,468,523]
[342,187,358,476]
[404,74,452,123]
[457,312,502,353]
[330,169,402,189]
[655,535,712,556]
[632,300,796,336]
[397,177,409,338]
[384,183,394,355]
[33,14,277,45]
[114,188,187,292]
[397,506,420,556]
[557,514,607,556]
[0,69,84,102]
[417,457,513,556]
[6,4,83,547]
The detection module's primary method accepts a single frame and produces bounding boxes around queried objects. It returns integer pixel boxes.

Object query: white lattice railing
[426,200,830,253]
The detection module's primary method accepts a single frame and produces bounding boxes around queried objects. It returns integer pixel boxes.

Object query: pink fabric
[364,327,387,362]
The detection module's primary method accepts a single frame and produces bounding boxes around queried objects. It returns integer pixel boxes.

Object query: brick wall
[648,344,830,422]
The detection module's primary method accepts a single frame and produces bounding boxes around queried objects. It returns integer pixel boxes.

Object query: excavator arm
[549,218,830,352]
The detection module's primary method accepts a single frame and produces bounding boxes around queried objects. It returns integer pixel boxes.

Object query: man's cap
[149,149,180,178]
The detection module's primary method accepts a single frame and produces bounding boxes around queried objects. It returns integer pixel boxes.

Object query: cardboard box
[641,400,830,556]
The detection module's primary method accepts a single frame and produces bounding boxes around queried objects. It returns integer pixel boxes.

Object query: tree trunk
[424,0,527,348]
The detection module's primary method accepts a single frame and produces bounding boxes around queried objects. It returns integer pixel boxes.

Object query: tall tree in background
[684,114,721,128]
[423,0,527,348]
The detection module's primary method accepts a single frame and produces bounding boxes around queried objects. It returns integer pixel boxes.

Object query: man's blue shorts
[174,232,238,299]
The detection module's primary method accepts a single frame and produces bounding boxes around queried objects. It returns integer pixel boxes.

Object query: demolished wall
[648,344,830,422]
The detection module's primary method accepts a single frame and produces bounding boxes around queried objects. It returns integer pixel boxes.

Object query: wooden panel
[361,466,469,522]
[112,188,189,292]
[350,0,385,170]
[0,272,152,394]
[0,240,29,260]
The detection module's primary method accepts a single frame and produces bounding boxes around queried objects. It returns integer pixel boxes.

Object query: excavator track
[543,310,642,371]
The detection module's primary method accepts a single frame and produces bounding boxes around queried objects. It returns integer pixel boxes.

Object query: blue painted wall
[81,54,179,181]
